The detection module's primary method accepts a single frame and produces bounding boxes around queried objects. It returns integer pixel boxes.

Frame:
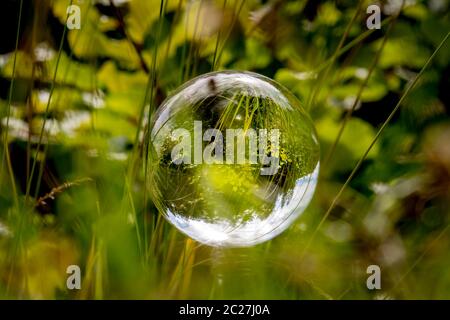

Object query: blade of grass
[1,0,24,209]
[3,0,24,296]
[183,0,203,81]
[142,0,166,262]
[163,0,183,72]
[125,175,142,257]
[211,0,227,70]
[311,15,394,75]
[301,30,450,258]
[305,0,363,111]
[25,0,73,201]
[214,0,245,70]
[33,2,96,203]
[323,4,403,166]
[179,2,190,84]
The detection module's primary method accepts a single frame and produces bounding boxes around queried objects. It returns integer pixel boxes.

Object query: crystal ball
[149,71,319,247]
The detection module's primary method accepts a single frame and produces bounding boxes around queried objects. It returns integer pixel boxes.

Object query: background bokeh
[0,0,449,299]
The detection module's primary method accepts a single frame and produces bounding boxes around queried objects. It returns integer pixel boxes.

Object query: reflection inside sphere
[149,71,320,247]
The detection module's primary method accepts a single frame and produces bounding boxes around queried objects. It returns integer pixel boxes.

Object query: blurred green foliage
[0,0,449,299]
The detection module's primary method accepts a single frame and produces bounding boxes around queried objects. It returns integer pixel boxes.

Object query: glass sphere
[149,71,319,247]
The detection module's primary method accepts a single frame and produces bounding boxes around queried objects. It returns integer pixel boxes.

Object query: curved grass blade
[306,0,363,111]
[323,4,403,166]
[301,30,450,258]
[1,0,24,208]
[25,0,74,201]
